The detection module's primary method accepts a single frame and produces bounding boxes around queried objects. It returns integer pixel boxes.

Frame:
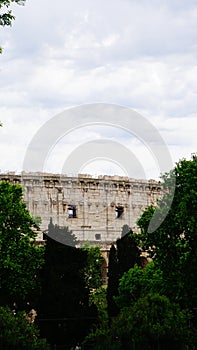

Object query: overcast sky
[0,0,197,179]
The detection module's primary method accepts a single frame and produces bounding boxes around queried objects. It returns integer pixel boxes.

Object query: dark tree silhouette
[107,244,119,319]
[107,226,140,320]
[117,227,140,276]
[37,235,97,348]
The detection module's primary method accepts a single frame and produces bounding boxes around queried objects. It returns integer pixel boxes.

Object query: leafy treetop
[137,156,197,310]
[0,181,45,309]
[0,0,26,53]
[0,0,25,26]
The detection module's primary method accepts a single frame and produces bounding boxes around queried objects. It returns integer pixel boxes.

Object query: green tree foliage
[134,156,197,347]
[0,306,49,350]
[107,244,119,318]
[83,287,110,350]
[116,228,140,276]
[88,156,197,348]
[37,235,97,348]
[0,0,25,26]
[115,262,163,309]
[112,263,188,348]
[107,228,140,319]
[89,287,108,327]
[137,156,197,311]
[0,0,26,53]
[81,245,108,349]
[0,181,44,309]
[82,243,105,290]
[111,293,189,350]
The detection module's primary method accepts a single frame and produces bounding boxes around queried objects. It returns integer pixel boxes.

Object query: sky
[0,0,197,180]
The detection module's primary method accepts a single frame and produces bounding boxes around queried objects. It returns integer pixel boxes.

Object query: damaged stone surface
[0,173,162,245]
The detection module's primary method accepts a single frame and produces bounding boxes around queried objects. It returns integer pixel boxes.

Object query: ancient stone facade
[0,172,162,245]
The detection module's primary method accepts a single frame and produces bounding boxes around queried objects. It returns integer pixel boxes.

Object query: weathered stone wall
[0,172,162,245]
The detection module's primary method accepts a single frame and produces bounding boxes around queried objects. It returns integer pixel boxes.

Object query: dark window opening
[116,206,124,218]
[68,205,77,218]
[95,234,101,240]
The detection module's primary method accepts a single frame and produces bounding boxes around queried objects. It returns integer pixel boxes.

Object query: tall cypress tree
[117,229,140,276]
[107,244,119,319]
[107,227,140,320]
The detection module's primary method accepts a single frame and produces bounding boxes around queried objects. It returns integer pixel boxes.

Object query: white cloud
[0,0,197,177]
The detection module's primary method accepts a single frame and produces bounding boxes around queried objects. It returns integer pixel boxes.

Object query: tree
[83,287,111,350]
[0,306,49,349]
[37,235,97,348]
[107,244,119,319]
[0,0,25,26]
[137,156,197,307]
[81,243,104,290]
[0,0,26,53]
[115,262,164,309]
[116,227,140,276]
[107,229,140,319]
[81,246,109,349]
[0,181,44,310]
[136,156,197,346]
[111,293,189,350]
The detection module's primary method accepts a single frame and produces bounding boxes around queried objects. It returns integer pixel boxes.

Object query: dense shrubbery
[85,156,197,349]
[0,182,48,348]
[2,156,197,348]
[0,306,50,350]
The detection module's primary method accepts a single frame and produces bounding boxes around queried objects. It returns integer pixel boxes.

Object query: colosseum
[0,172,161,247]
